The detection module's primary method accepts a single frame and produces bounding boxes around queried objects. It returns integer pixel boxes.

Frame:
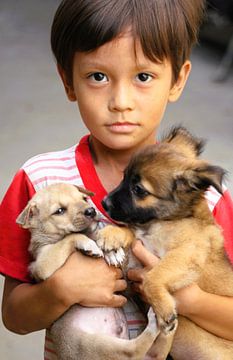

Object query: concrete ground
[0,1,232,359]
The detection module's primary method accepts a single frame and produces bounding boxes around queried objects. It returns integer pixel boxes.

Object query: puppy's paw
[29,261,50,281]
[76,238,103,258]
[151,297,177,335]
[97,225,133,252]
[29,261,40,281]
[157,312,178,335]
[144,279,177,335]
[104,247,126,267]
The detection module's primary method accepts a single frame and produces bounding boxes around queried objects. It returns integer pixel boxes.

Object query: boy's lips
[106,122,140,133]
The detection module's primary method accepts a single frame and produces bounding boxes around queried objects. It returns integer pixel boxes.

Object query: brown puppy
[102,126,233,359]
[17,183,159,360]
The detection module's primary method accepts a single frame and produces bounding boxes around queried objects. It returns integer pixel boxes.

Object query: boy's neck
[89,136,156,192]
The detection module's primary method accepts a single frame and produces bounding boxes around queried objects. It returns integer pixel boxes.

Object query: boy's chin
[97,134,153,152]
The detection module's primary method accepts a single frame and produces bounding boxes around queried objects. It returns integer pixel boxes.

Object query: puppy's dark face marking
[102,160,186,224]
[103,172,158,224]
[102,127,225,225]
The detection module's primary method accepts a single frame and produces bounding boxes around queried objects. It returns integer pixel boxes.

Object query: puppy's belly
[64,305,129,339]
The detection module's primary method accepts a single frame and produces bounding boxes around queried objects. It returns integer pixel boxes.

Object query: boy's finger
[131,240,159,268]
[111,294,127,307]
[127,268,144,282]
[115,279,127,292]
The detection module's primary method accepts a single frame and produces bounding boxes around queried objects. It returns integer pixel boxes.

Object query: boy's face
[60,31,191,151]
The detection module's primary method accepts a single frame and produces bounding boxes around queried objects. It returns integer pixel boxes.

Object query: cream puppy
[17,183,159,360]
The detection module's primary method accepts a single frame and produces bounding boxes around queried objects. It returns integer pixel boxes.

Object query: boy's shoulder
[22,144,77,171]
[21,139,88,192]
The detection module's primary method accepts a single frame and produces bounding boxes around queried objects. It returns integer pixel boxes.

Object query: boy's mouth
[106,122,139,133]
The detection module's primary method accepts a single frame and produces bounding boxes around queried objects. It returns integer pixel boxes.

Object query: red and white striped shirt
[0,135,233,359]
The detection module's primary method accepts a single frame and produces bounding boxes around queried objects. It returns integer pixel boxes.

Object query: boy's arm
[128,240,233,341]
[2,251,127,334]
[174,283,233,341]
[2,276,66,334]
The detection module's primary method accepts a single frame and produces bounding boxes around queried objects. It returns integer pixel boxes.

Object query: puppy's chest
[133,223,171,259]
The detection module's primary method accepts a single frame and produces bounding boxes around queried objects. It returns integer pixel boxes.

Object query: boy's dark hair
[51,0,206,85]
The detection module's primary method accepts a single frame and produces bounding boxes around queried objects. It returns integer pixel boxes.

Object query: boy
[1,1,233,359]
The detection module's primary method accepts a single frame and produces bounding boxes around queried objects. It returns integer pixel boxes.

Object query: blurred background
[0,0,232,358]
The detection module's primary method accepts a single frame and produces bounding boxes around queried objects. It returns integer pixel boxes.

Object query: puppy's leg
[52,307,160,360]
[143,245,205,333]
[30,234,77,280]
[31,234,101,280]
[97,225,134,266]
[144,331,175,360]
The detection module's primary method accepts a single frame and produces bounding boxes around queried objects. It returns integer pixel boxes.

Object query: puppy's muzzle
[84,207,96,219]
[101,197,113,213]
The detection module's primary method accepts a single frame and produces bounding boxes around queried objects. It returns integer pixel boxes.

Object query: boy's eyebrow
[81,61,101,67]
[135,61,165,70]
[78,61,109,71]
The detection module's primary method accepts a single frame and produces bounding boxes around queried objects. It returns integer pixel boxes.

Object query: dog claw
[159,313,178,334]
[76,239,103,258]
[104,248,125,267]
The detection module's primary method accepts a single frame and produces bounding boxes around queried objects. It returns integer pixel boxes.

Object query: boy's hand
[127,240,159,301]
[50,251,127,308]
[128,240,201,315]
[2,252,127,334]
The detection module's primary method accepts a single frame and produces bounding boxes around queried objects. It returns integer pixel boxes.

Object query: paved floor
[0,1,232,359]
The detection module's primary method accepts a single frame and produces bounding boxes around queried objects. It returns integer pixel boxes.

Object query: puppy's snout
[84,207,96,218]
[102,197,112,212]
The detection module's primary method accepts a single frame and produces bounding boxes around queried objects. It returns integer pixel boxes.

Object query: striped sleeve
[23,145,82,191]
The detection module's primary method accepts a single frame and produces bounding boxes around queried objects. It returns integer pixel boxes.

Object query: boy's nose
[108,84,135,112]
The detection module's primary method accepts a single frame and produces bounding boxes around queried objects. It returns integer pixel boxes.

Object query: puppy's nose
[84,207,96,218]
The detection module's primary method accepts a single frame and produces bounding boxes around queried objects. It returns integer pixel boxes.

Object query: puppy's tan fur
[17,184,103,281]
[102,127,233,359]
[17,183,159,360]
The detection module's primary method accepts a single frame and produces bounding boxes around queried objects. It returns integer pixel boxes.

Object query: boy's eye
[89,72,108,82]
[136,73,153,83]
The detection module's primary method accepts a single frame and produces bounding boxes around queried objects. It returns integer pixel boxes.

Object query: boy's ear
[169,60,191,102]
[57,64,76,102]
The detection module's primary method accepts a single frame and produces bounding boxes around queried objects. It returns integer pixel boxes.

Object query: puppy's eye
[53,207,67,215]
[83,196,88,202]
[132,184,149,198]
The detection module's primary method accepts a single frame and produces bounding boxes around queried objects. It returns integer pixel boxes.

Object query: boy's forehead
[74,32,168,70]
[77,32,135,58]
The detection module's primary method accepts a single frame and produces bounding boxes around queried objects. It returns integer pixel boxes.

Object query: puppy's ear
[16,203,39,229]
[174,164,225,194]
[163,126,205,158]
[74,185,95,197]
